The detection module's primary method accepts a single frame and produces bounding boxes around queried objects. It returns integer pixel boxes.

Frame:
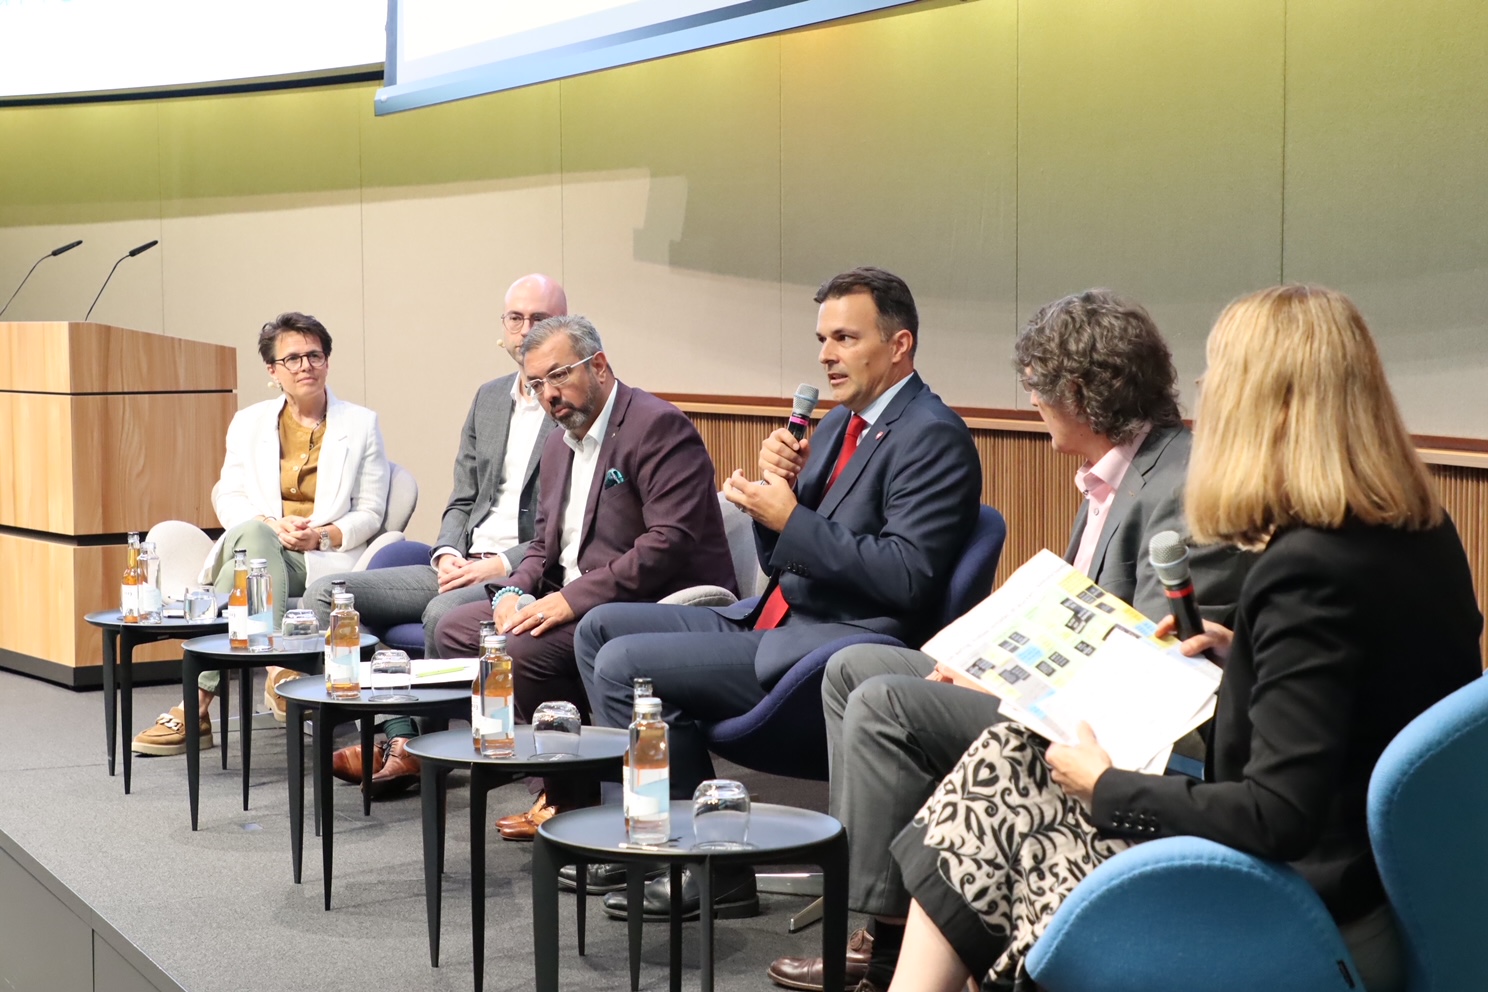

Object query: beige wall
[3,0,1487,541]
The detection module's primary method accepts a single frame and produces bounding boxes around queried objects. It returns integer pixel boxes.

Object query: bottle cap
[634,696,662,717]
[249,557,269,568]
[482,632,507,651]
[332,592,355,607]
[140,541,156,554]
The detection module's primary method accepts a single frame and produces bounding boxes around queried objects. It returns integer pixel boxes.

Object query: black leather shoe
[602,865,759,921]
[558,862,667,893]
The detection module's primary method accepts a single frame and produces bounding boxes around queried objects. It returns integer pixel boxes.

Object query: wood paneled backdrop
[676,403,1488,661]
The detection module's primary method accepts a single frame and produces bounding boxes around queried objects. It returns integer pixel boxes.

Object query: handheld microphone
[1148,530,1206,642]
[0,239,84,319]
[759,383,820,485]
[786,383,820,440]
[84,240,158,322]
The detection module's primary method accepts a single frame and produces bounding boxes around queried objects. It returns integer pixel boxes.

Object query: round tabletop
[540,802,844,865]
[181,631,377,660]
[275,677,469,710]
[404,726,628,774]
[84,610,228,634]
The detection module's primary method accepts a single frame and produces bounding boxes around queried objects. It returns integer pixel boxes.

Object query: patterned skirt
[889,724,1133,990]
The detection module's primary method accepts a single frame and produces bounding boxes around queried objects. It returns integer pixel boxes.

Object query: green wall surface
[3,0,1486,534]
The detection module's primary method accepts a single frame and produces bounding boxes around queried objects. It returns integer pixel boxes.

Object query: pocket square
[603,468,626,489]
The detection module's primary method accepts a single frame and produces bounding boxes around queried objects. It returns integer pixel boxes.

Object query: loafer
[558,862,667,894]
[365,739,419,799]
[601,865,759,921]
[497,791,548,832]
[768,927,874,990]
[331,743,386,785]
[497,799,561,841]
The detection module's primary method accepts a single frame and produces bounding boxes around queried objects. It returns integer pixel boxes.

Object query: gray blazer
[1064,423,1251,626]
[432,372,558,565]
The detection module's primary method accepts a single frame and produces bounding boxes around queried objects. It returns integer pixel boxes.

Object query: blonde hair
[1186,285,1441,548]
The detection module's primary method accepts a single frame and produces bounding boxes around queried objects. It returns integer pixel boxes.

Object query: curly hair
[1012,289,1181,445]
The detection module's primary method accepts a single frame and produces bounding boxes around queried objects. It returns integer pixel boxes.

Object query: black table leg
[316,703,335,910]
[437,766,447,875]
[627,869,644,991]
[101,630,118,778]
[240,666,253,811]
[699,861,714,992]
[119,631,135,794]
[288,699,305,884]
[184,655,202,831]
[532,834,561,992]
[218,667,230,771]
[360,714,375,816]
[669,868,682,992]
[819,833,850,992]
[576,860,587,956]
[421,758,443,967]
[470,768,489,992]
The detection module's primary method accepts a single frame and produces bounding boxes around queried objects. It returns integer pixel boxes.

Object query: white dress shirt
[855,373,912,431]
[465,377,548,561]
[557,385,619,586]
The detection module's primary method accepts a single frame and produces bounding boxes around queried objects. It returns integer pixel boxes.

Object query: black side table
[403,726,629,992]
[84,610,227,795]
[178,631,376,830]
[276,677,469,910]
[534,802,848,992]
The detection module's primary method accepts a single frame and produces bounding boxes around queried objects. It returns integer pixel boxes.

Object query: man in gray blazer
[767,290,1252,992]
[302,273,564,793]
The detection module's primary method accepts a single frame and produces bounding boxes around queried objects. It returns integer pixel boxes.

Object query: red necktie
[755,415,868,631]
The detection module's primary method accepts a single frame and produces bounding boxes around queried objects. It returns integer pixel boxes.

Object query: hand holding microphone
[1149,530,1232,663]
[758,383,819,483]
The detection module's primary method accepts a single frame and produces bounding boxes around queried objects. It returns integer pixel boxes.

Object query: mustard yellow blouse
[278,405,326,518]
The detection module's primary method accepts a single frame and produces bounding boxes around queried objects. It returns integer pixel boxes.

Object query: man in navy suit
[573,267,982,919]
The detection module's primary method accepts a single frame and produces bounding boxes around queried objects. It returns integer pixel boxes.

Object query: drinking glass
[532,701,581,758]
[185,585,218,622]
[692,779,751,849]
[368,649,416,703]
[278,610,321,652]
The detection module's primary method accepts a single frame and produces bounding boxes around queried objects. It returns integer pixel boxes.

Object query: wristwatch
[318,528,332,552]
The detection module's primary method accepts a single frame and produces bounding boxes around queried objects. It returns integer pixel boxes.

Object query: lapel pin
[875,431,885,440]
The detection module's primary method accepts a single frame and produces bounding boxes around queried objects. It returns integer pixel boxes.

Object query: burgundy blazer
[503,381,737,616]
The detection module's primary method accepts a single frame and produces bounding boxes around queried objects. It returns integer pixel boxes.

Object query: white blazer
[203,388,390,585]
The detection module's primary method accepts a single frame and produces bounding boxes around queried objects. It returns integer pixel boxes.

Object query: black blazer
[1092,515,1482,923]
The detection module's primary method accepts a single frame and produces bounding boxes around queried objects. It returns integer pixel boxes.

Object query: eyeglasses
[525,354,596,396]
[503,311,553,332]
[272,351,327,372]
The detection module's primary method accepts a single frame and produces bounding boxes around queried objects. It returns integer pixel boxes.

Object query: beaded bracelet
[490,585,523,609]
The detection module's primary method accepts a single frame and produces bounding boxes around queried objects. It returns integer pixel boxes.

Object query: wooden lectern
[0,321,236,686]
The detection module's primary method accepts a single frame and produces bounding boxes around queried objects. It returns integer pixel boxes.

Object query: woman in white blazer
[133,312,389,756]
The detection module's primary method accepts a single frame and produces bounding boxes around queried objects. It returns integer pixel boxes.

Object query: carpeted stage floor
[0,667,848,992]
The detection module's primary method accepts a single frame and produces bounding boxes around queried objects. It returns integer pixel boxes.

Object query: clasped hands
[266,515,319,552]
[435,552,509,594]
[1047,616,1235,806]
[723,427,810,533]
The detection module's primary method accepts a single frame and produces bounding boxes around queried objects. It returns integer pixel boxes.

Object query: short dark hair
[258,312,332,364]
[814,266,919,358]
[1013,289,1181,445]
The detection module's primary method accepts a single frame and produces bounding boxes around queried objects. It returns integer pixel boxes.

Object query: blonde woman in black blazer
[887,286,1481,992]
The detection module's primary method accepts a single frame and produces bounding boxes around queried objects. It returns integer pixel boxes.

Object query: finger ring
[537,612,546,621]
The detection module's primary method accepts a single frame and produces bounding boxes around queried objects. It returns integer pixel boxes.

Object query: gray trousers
[825,642,1004,918]
[302,565,490,659]
[201,520,306,694]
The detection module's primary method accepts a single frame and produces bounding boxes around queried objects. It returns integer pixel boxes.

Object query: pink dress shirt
[1071,424,1151,577]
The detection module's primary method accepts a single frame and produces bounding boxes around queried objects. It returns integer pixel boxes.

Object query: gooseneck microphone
[84,240,158,322]
[1148,530,1206,642]
[786,383,820,440]
[0,239,84,319]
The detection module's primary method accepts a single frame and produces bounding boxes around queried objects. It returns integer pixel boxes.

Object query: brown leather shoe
[496,791,548,831]
[767,927,873,991]
[331,743,387,785]
[365,738,420,799]
[497,799,561,841]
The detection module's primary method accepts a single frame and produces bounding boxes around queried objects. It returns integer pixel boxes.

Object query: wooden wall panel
[69,393,232,535]
[684,410,1488,659]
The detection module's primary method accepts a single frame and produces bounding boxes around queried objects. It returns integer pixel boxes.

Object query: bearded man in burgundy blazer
[435,314,736,836]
